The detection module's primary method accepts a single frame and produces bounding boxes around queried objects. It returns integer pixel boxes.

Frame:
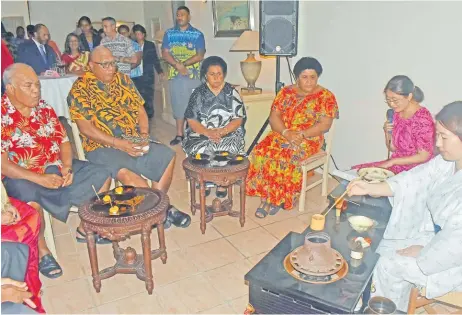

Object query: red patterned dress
[2,197,44,313]
[246,86,339,210]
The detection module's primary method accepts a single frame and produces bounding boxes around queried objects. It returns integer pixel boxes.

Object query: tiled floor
[40,115,339,314]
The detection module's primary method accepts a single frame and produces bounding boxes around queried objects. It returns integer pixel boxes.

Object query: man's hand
[397,245,424,258]
[284,130,304,146]
[1,203,20,225]
[1,278,36,309]
[205,129,222,143]
[35,174,64,189]
[61,166,73,187]
[159,73,165,81]
[175,63,189,76]
[114,138,145,157]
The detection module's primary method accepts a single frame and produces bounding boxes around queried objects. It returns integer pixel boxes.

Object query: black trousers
[133,74,155,119]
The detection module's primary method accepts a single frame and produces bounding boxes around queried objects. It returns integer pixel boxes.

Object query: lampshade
[229,31,262,95]
[229,31,259,52]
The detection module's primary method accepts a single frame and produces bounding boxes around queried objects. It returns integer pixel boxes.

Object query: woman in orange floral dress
[246,57,339,218]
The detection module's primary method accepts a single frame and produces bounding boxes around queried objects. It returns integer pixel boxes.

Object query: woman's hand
[1,203,20,225]
[378,159,395,169]
[383,121,393,134]
[397,245,423,258]
[347,180,371,197]
[205,129,222,143]
[283,130,304,146]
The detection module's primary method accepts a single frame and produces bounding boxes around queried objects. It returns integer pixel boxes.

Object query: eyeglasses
[384,97,406,105]
[94,61,116,69]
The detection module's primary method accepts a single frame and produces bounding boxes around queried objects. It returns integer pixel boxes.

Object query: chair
[70,120,87,161]
[408,286,462,314]
[298,120,336,213]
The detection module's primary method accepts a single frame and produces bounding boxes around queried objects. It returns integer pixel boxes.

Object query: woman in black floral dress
[183,56,246,156]
[183,56,246,198]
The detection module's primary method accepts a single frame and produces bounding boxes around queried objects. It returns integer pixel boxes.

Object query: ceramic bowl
[348,215,374,233]
[367,296,397,314]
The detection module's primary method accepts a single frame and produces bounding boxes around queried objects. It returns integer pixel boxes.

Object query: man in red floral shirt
[1,63,112,279]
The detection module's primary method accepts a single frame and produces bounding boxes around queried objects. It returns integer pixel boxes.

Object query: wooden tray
[283,254,348,284]
[289,245,344,276]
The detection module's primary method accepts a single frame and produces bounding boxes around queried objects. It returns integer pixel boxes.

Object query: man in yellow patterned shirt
[162,5,206,146]
[67,46,191,229]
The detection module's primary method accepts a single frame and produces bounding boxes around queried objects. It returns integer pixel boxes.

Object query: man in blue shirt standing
[162,6,206,146]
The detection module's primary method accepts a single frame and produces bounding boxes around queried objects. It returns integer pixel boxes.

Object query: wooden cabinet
[241,91,276,151]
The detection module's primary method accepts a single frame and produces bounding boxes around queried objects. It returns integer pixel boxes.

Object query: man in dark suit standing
[17,24,56,75]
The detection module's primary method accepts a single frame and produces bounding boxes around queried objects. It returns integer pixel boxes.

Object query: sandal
[268,204,282,216]
[255,202,270,219]
[39,254,63,279]
[75,228,112,244]
[169,135,184,146]
[216,186,228,198]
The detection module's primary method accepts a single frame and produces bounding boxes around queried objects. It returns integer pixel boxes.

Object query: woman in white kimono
[348,101,462,311]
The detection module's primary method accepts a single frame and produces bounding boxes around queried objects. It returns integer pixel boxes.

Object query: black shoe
[170,135,183,146]
[216,186,227,198]
[167,206,191,228]
[163,216,172,230]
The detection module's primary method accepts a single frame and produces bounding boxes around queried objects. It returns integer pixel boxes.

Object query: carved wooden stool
[182,158,250,234]
[79,188,169,294]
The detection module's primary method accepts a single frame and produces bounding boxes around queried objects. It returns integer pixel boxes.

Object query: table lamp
[229,31,262,95]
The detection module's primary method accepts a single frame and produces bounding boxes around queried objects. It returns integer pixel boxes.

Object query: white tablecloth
[39,75,78,119]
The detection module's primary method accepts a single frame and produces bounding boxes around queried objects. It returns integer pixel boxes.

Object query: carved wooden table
[182,158,250,234]
[79,188,169,295]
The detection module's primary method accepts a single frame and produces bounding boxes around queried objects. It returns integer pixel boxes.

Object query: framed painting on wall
[212,0,254,38]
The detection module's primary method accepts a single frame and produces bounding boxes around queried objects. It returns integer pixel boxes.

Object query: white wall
[143,0,174,40]
[297,1,462,170]
[2,0,146,50]
[1,1,30,25]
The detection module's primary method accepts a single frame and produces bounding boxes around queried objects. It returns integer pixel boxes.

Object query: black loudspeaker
[259,0,299,56]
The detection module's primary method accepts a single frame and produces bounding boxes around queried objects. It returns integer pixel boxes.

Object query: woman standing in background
[132,24,164,119]
[77,16,101,52]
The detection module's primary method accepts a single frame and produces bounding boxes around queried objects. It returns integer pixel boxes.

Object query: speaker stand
[246,56,284,155]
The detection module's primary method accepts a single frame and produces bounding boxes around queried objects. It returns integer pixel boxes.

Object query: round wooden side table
[182,158,250,234]
[79,188,169,295]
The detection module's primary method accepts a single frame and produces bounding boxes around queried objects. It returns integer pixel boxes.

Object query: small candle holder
[350,240,364,260]
[310,214,325,231]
